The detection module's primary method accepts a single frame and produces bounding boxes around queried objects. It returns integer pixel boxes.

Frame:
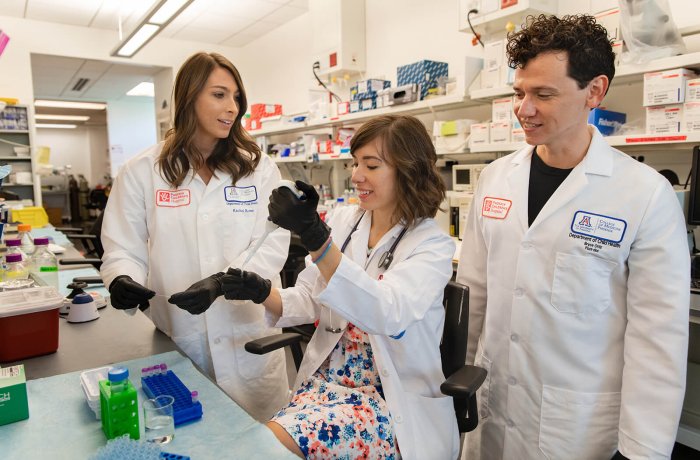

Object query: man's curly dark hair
[507,14,616,91]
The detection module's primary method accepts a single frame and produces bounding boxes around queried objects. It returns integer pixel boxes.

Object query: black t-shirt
[528,147,573,226]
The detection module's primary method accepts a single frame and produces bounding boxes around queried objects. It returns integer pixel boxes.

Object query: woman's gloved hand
[269,180,330,252]
[109,275,156,311]
[168,273,225,315]
[221,268,271,304]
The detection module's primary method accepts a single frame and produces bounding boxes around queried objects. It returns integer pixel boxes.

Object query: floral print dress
[271,323,399,459]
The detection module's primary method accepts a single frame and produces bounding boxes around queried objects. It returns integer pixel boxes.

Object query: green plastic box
[99,379,140,440]
[0,364,29,426]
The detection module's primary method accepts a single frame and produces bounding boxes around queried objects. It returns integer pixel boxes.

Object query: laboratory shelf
[468,132,700,154]
[252,93,479,138]
[0,129,29,134]
[0,156,31,161]
[470,86,515,101]
[272,152,353,164]
[606,132,700,147]
[469,142,525,153]
[468,51,700,101]
[460,0,558,34]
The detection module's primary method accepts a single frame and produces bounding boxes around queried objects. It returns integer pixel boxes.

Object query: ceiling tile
[239,20,280,37]
[2,0,27,17]
[211,0,279,20]
[288,0,309,9]
[26,0,102,27]
[262,5,306,24]
[220,33,258,48]
[172,26,235,44]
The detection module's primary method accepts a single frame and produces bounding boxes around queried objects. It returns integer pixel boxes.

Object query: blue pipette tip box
[141,370,202,426]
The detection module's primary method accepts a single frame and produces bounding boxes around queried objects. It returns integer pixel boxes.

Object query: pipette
[241,180,304,267]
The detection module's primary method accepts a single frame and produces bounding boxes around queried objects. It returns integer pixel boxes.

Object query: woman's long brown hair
[157,52,261,188]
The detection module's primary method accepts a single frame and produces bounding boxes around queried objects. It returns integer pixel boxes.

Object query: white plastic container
[80,366,113,419]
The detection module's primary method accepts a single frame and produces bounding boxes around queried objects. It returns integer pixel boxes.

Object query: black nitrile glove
[109,275,156,311]
[168,273,225,315]
[268,180,330,251]
[221,268,272,304]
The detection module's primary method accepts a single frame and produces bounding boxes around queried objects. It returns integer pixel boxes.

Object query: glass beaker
[143,395,175,444]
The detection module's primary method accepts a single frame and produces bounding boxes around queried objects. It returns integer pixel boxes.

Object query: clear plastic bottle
[5,238,28,262]
[17,223,35,255]
[4,253,29,281]
[30,237,58,290]
[108,367,129,393]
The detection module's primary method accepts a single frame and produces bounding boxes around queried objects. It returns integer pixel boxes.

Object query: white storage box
[646,105,683,134]
[687,78,700,103]
[644,68,697,106]
[469,123,490,146]
[683,102,700,132]
[80,366,113,419]
[492,97,513,121]
[490,121,512,144]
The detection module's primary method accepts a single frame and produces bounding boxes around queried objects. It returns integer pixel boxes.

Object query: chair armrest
[65,234,98,241]
[59,259,102,270]
[54,227,83,233]
[440,365,487,398]
[245,333,304,355]
[59,258,101,265]
[72,276,104,285]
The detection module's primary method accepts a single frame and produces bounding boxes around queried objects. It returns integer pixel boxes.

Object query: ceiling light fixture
[36,124,78,129]
[34,100,107,110]
[127,82,155,97]
[35,114,91,122]
[111,0,194,58]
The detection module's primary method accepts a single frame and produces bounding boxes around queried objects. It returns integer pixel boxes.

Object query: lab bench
[0,301,297,459]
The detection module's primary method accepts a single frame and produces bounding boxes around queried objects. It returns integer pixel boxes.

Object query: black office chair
[245,280,487,433]
[57,211,104,270]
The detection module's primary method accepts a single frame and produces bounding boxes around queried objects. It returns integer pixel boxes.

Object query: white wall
[34,125,101,181]
[235,0,700,111]
[106,98,157,177]
[88,127,109,186]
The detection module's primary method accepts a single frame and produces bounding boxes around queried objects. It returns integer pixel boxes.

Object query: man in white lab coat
[457,14,689,460]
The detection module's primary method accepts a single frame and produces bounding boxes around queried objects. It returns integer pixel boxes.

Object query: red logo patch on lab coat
[156,189,191,207]
[482,197,512,219]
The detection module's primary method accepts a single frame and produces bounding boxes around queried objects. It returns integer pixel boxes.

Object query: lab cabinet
[0,105,38,204]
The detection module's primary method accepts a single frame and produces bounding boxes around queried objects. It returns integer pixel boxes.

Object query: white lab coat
[457,127,689,460]
[270,206,460,460]
[101,143,291,421]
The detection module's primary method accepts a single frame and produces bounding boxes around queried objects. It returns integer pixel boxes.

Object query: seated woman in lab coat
[221,114,459,460]
[100,52,290,421]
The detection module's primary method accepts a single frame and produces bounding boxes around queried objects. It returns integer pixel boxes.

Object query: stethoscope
[326,211,409,333]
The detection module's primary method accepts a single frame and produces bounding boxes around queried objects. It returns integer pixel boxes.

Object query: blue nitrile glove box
[397,60,448,100]
[588,108,626,136]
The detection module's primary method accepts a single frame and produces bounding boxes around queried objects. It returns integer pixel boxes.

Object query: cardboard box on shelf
[490,121,512,144]
[250,103,282,119]
[492,97,513,121]
[687,78,700,103]
[643,68,697,106]
[646,104,683,134]
[683,102,700,132]
[588,108,627,136]
[469,123,490,146]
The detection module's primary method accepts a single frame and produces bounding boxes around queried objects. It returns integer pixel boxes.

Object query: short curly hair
[507,14,616,90]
